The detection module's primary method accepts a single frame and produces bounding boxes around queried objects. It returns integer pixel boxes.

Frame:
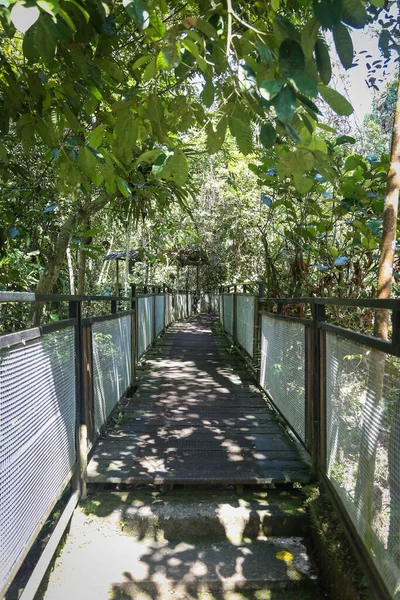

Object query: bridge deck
[87,315,311,485]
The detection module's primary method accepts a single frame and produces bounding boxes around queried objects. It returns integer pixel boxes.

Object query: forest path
[86,314,310,486]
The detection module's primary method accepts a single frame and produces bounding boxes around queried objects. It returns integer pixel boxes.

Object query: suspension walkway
[2,289,398,600]
[87,315,310,486]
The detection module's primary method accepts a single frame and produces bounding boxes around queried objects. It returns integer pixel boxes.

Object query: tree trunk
[374,71,400,339]
[124,213,133,296]
[66,245,75,295]
[29,193,111,326]
[77,213,91,296]
[354,71,400,548]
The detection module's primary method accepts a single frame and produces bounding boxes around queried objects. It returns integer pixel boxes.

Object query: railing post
[111,299,117,314]
[131,284,136,383]
[312,301,326,479]
[69,299,87,500]
[233,287,237,344]
[243,284,247,293]
[152,288,156,343]
[391,308,400,350]
[186,290,189,318]
[256,281,265,367]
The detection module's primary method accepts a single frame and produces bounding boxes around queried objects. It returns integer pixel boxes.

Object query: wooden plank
[87,314,311,486]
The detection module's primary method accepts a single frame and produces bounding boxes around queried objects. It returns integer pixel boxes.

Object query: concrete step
[42,498,318,600]
[81,489,310,541]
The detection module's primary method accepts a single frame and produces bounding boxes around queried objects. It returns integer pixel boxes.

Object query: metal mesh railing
[223,294,234,336]
[236,295,256,357]
[165,293,173,326]
[326,333,400,597]
[260,314,306,442]
[188,293,192,317]
[0,326,76,591]
[211,294,219,313]
[155,295,165,336]
[92,315,131,436]
[200,293,210,313]
[174,293,187,321]
[137,296,154,359]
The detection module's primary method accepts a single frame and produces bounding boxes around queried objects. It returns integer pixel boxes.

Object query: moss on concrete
[304,484,370,600]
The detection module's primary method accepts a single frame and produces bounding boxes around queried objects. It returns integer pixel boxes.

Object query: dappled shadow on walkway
[87,315,310,486]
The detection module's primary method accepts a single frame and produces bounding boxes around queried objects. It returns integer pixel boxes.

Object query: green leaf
[89,125,105,149]
[159,149,188,186]
[342,0,369,29]
[273,85,297,123]
[58,8,76,31]
[312,0,343,28]
[135,149,163,165]
[336,135,356,145]
[64,0,89,22]
[344,155,367,171]
[333,23,353,70]
[259,79,284,101]
[285,123,301,144]
[117,178,132,197]
[143,57,157,81]
[315,39,331,85]
[257,41,273,67]
[132,55,152,70]
[318,85,354,116]
[21,123,35,155]
[293,172,314,193]
[162,27,181,69]
[201,79,214,108]
[35,14,57,64]
[123,0,149,29]
[23,24,40,63]
[229,117,253,155]
[0,144,8,163]
[279,39,305,78]
[190,17,218,40]
[96,58,125,83]
[78,146,97,181]
[113,111,138,163]
[291,74,318,97]
[260,123,276,149]
[63,105,82,133]
[301,18,320,60]
[37,0,59,16]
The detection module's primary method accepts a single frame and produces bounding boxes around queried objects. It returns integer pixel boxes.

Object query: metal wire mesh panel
[326,333,400,597]
[174,294,187,320]
[165,293,173,326]
[137,296,154,359]
[211,294,219,313]
[223,294,234,336]
[260,314,306,441]
[155,295,165,336]
[0,327,76,593]
[200,294,210,313]
[92,315,131,435]
[188,293,192,317]
[236,295,257,357]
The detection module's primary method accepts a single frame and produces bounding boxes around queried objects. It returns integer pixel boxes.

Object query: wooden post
[233,289,237,344]
[153,290,156,343]
[131,284,136,383]
[312,302,326,474]
[82,324,94,447]
[69,299,87,500]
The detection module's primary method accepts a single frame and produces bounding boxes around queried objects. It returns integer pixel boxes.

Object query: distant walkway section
[87,315,310,485]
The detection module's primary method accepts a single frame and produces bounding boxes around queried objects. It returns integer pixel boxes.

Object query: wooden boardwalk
[87,315,310,485]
